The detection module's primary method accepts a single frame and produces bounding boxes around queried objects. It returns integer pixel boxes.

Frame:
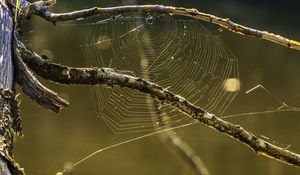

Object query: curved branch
[14,36,69,113]
[27,1,300,51]
[17,40,300,168]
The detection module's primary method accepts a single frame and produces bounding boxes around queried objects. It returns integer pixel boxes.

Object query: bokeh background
[15,0,300,175]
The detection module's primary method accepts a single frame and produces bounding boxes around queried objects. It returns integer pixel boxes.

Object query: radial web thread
[81,15,239,134]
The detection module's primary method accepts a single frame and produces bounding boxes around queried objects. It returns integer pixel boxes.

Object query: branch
[27,1,300,51]
[17,40,300,168]
[14,37,69,113]
[0,1,26,175]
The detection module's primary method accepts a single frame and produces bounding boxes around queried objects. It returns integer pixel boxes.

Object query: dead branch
[27,1,300,51]
[17,38,300,168]
[14,35,69,113]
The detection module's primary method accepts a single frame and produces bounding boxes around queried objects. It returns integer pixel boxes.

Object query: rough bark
[28,2,300,51]
[0,1,24,175]
[0,1,16,174]
[1,1,300,174]
[0,1,14,89]
[18,42,300,167]
[0,88,23,175]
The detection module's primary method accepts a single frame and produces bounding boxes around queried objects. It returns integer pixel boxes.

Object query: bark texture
[0,1,15,174]
[18,42,300,167]
[0,1,14,89]
[0,1,25,174]
[29,2,300,51]
[0,88,23,175]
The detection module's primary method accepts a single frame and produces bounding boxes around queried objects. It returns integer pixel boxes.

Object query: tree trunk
[0,1,24,174]
[0,1,14,89]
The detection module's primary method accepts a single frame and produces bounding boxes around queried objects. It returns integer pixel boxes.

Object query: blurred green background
[15,0,300,175]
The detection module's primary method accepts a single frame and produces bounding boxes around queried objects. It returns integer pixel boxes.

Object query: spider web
[81,15,239,134]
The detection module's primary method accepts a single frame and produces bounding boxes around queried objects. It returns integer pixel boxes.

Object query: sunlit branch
[27,1,300,51]
[17,39,300,168]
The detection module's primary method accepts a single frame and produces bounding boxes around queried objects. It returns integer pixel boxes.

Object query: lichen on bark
[0,88,24,175]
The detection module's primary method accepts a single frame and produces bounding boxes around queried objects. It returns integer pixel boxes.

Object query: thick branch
[14,37,69,113]
[6,0,69,113]
[18,41,300,168]
[28,1,300,51]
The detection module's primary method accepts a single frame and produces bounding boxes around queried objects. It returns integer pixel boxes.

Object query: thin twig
[17,39,300,168]
[27,1,300,51]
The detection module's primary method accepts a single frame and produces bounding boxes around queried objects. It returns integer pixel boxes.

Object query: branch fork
[5,0,300,173]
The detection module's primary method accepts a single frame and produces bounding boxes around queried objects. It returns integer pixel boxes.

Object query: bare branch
[14,38,69,113]
[27,1,300,51]
[17,40,300,168]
